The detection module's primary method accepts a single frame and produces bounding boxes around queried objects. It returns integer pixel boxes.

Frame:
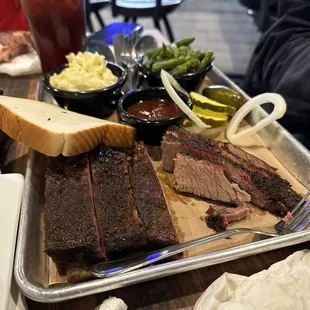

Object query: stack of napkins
[194,250,310,310]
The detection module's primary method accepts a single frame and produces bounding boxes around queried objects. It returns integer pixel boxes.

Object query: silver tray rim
[14,66,310,303]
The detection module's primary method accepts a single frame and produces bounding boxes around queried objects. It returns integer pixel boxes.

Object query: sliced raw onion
[226,93,287,144]
[162,70,189,96]
[160,69,208,129]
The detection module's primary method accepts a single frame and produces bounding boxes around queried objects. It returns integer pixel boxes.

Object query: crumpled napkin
[0,52,41,76]
[194,250,310,310]
[95,297,127,310]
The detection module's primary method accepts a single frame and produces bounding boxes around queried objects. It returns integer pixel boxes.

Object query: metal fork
[121,31,140,92]
[91,191,310,278]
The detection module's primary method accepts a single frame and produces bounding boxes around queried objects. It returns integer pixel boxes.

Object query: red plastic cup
[20,0,86,73]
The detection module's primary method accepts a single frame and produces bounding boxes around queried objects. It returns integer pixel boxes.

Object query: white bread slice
[0,96,135,156]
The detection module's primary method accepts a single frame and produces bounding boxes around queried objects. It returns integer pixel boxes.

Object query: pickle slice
[202,85,245,109]
[193,105,228,118]
[190,92,236,116]
[193,106,228,127]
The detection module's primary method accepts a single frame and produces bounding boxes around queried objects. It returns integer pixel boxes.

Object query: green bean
[158,49,166,60]
[189,58,200,68]
[199,51,213,70]
[170,64,188,76]
[178,46,188,52]
[197,51,206,59]
[178,45,191,56]
[173,48,179,58]
[181,56,199,67]
[166,46,175,58]
[151,56,186,72]
[175,37,195,47]
[154,49,164,61]
[145,47,162,58]
[191,50,201,59]
[190,60,201,73]
[162,43,168,57]
[149,48,162,61]
[194,51,205,60]
[173,58,200,75]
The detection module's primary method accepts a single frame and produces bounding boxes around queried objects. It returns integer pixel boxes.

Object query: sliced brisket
[173,153,251,204]
[163,132,271,209]
[162,126,301,217]
[165,126,274,174]
[90,146,147,259]
[205,204,251,232]
[219,142,276,172]
[175,127,300,208]
[44,156,105,276]
[130,143,178,249]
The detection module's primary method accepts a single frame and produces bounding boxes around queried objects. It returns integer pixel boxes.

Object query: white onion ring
[160,69,208,129]
[226,93,287,144]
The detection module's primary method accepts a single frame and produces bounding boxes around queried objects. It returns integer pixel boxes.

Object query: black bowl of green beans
[138,37,214,92]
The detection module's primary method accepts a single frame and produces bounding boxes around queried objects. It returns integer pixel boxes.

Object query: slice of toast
[0,95,135,156]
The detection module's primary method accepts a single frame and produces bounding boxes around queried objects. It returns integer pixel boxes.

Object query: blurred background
[87,0,278,79]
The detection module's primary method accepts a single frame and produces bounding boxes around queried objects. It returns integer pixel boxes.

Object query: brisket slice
[162,127,300,217]
[163,133,272,210]
[205,204,251,232]
[90,146,147,259]
[167,127,301,210]
[130,143,178,249]
[173,153,251,204]
[219,142,276,172]
[44,156,105,276]
[217,142,301,209]
[164,126,274,172]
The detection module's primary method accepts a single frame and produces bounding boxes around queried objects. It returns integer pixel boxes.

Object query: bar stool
[111,0,183,42]
[86,0,110,33]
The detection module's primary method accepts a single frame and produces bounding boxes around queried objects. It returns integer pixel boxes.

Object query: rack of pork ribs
[161,126,302,232]
[44,143,178,282]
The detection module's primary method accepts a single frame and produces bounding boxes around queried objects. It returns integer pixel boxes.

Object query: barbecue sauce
[127,99,182,120]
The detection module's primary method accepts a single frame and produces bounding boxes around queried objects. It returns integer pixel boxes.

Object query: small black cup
[118,87,192,145]
[137,61,213,92]
[43,62,127,119]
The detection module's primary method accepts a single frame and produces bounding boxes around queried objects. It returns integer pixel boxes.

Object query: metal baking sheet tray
[14,66,310,302]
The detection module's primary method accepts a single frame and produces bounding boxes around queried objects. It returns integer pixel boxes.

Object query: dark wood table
[1,74,309,310]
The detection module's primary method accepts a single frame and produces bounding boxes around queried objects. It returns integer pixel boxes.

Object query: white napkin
[95,297,127,310]
[0,52,41,76]
[194,250,310,310]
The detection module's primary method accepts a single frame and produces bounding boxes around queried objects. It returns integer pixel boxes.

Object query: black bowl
[43,62,127,118]
[137,61,213,92]
[118,87,192,145]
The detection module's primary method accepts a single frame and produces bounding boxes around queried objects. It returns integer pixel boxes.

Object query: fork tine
[290,209,310,231]
[282,191,310,228]
[284,199,310,229]
[285,199,310,230]
[291,190,310,216]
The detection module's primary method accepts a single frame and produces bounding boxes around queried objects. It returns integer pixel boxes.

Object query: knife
[113,33,125,66]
